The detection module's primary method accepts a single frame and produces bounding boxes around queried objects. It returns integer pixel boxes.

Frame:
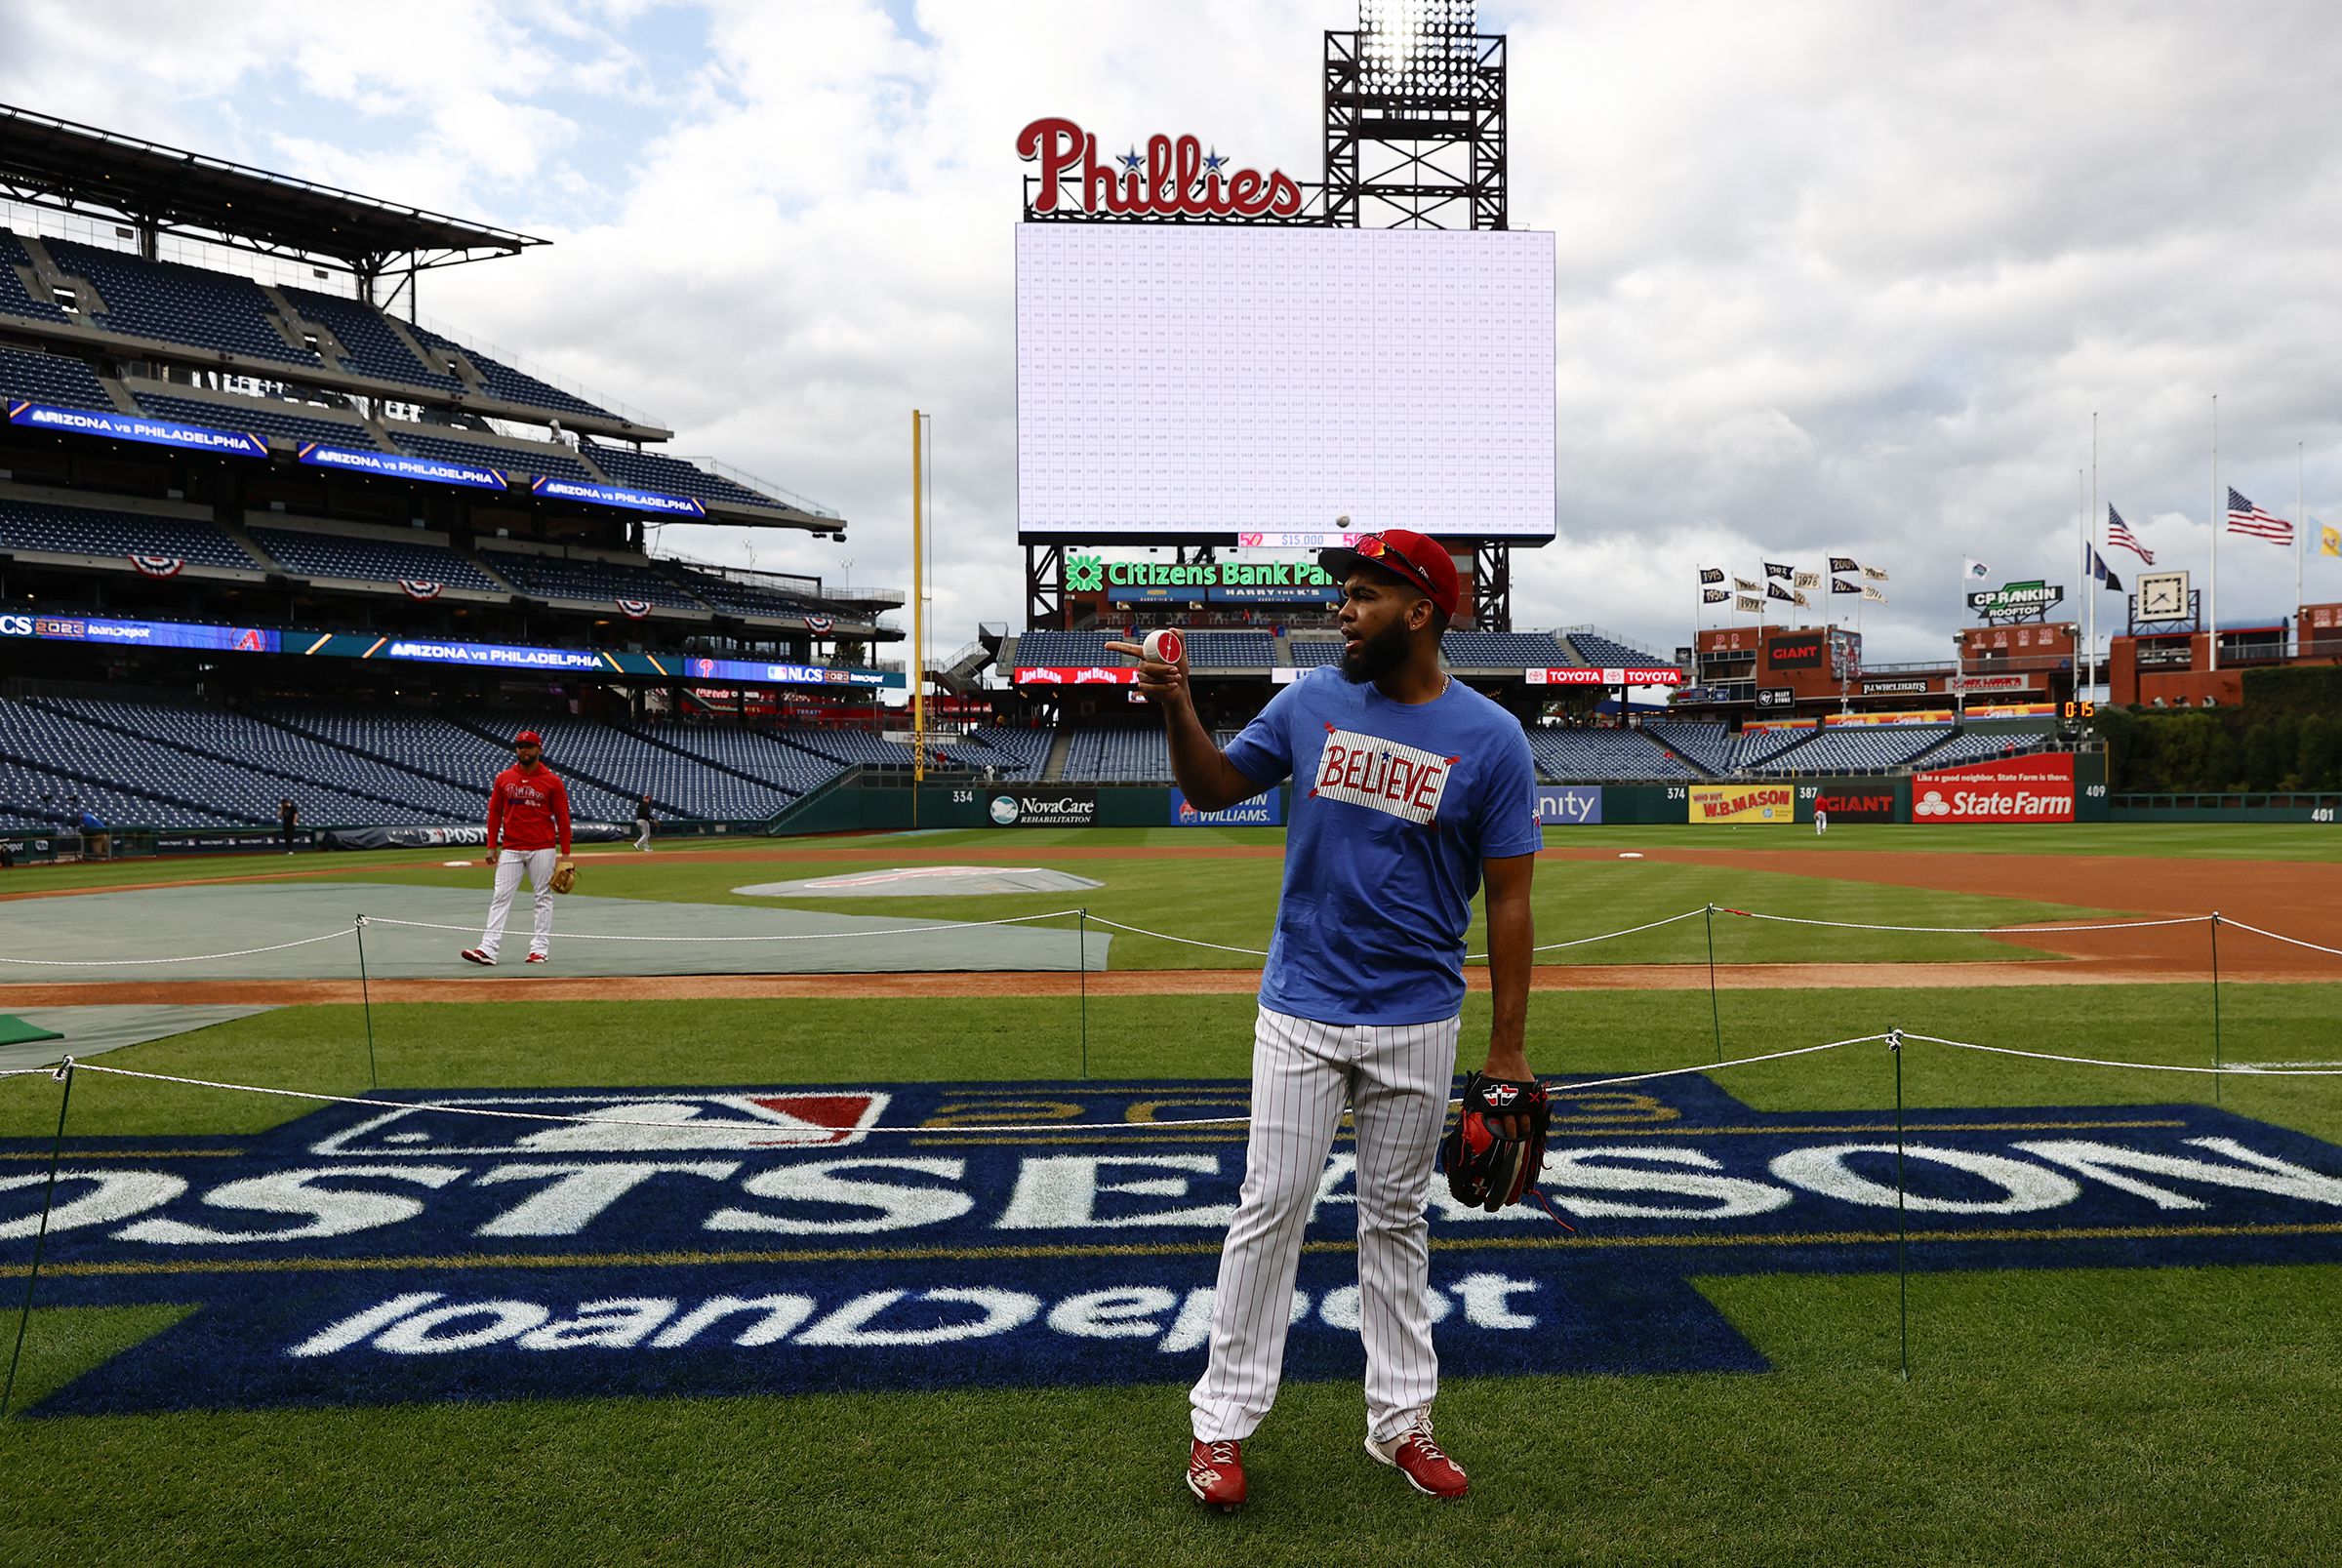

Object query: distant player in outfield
[634,792,655,853]
[1111,528,1540,1509]
[1814,805,1829,835]
[462,730,574,967]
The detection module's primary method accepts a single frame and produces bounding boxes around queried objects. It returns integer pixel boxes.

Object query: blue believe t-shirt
[1223,666,1541,1026]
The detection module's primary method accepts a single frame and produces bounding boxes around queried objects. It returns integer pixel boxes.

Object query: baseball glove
[548,863,578,896]
[1440,1072,1551,1213]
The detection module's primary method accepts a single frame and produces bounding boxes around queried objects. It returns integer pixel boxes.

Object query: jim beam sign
[1967,580,2065,624]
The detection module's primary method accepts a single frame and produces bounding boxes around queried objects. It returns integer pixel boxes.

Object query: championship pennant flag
[1829,556,1859,574]
[1703,588,1729,604]
[1792,570,1821,589]
[1766,582,1796,602]
[1699,567,1725,584]
[1831,578,1860,594]
[1735,594,1764,613]
[1733,576,1760,592]
[1862,585,1888,603]
[2106,505,2155,564]
[1764,562,1793,581]
[1862,565,1889,582]
[2227,487,2293,544]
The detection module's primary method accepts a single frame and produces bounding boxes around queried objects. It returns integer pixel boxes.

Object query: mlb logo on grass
[311,1091,889,1156]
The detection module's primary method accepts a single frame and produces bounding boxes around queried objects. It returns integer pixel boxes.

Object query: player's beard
[1340,616,1413,684]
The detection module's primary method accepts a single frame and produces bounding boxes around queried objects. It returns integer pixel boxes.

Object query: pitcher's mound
[734,865,1105,898]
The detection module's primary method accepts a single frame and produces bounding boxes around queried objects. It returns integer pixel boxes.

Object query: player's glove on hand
[1440,1071,1550,1213]
[548,864,578,896]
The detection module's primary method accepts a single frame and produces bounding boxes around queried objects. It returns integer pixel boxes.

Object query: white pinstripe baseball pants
[1191,1003,1461,1445]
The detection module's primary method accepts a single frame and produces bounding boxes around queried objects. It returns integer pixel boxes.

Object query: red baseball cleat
[1366,1420,1469,1500]
[460,948,496,967]
[525,952,548,964]
[1187,1438,1245,1510]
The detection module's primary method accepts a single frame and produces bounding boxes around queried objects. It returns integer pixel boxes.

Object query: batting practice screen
[1015,225,1556,540]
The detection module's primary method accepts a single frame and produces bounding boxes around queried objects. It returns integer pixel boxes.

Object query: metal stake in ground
[1077,907,1089,1079]
[2209,911,2224,1106]
[2,1056,76,1420]
[1888,1028,1911,1383]
[1705,904,1723,1064]
[355,915,380,1091]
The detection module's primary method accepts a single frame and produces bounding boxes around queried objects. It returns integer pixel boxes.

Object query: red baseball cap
[513,730,543,747]
[1319,529,1460,619]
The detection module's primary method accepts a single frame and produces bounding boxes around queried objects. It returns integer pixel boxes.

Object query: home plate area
[8,1076,2342,1417]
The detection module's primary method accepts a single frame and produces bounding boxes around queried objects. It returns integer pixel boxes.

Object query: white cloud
[8,0,2342,666]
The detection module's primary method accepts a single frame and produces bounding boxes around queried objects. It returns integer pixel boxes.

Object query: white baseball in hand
[1144,628,1185,665]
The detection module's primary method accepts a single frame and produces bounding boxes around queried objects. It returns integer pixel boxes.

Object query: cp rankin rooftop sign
[1019,117,1307,221]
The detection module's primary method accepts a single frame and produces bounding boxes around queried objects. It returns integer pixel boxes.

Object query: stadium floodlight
[1357,0,1476,92]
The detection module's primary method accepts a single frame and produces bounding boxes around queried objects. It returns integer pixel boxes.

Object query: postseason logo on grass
[6,1078,2342,1418]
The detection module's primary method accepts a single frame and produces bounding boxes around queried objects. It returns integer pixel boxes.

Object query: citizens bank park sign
[7,1076,2340,1416]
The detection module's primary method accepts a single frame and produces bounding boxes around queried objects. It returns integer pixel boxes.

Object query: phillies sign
[1019,118,1304,220]
[1911,754,2076,824]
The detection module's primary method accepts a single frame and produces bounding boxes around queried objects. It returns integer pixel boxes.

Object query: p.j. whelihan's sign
[1018,118,1306,220]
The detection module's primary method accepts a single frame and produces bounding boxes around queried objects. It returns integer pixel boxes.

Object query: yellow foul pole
[911,410,926,820]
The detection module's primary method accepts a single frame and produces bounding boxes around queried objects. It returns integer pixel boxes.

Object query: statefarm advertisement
[1912,754,2076,824]
[1689,784,1795,824]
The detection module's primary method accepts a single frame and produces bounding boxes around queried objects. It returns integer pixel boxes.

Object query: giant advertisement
[1016,225,1555,540]
[1170,788,1282,826]
[987,788,1100,827]
[1533,784,1602,825]
[1688,784,1796,824]
[1911,754,2076,824]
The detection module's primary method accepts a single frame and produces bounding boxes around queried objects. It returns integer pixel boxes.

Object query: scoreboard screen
[1016,225,1555,541]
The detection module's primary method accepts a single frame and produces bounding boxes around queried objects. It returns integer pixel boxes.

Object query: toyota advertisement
[1911,755,2077,824]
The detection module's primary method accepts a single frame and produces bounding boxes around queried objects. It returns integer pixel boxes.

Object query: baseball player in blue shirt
[1111,528,1542,1509]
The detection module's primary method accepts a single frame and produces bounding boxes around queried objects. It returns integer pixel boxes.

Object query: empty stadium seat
[956,728,1051,780]
[626,722,847,799]
[1529,729,1698,782]
[1442,631,1565,666]
[389,428,594,483]
[480,548,707,610]
[0,230,70,324]
[0,344,112,409]
[279,285,462,394]
[1564,632,1668,668]
[1062,727,1171,782]
[45,238,320,367]
[1014,631,1117,668]
[135,391,384,449]
[1645,721,1735,774]
[1751,724,1952,774]
[1287,637,1346,666]
[582,444,784,509]
[488,716,800,820]
[405,322,616,421]
[247,525,504,591]
[1181,631,1275,667]
[1916,731,2047,768]
[0,498,258,568]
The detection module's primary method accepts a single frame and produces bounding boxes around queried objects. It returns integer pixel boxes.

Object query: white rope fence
[8,1027,2331,1141]
[0,927,357,968]
[2,902,2337,974]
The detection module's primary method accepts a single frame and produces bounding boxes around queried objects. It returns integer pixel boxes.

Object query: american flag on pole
[2106,505,2154,564]
[2226,487,2293,544]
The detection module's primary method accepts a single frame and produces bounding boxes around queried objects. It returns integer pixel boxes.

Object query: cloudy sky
[5,0,2339,667]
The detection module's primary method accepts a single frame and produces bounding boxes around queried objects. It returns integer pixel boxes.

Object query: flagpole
[2090,415,2099,699]
[2080,464,2091,699]
[2299,441,2307,647]
[2210,394,2220,674]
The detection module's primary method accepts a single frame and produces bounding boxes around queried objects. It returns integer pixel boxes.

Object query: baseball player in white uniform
[1112,529,1541,1509]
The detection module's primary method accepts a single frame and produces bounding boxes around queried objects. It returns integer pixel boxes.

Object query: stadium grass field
[3,824,2339,1565]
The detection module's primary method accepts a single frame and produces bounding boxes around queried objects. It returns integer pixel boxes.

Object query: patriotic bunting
[617,597,653,620]
[806,613,835,634]
[131,554,183,579]
[400,579,444,601]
